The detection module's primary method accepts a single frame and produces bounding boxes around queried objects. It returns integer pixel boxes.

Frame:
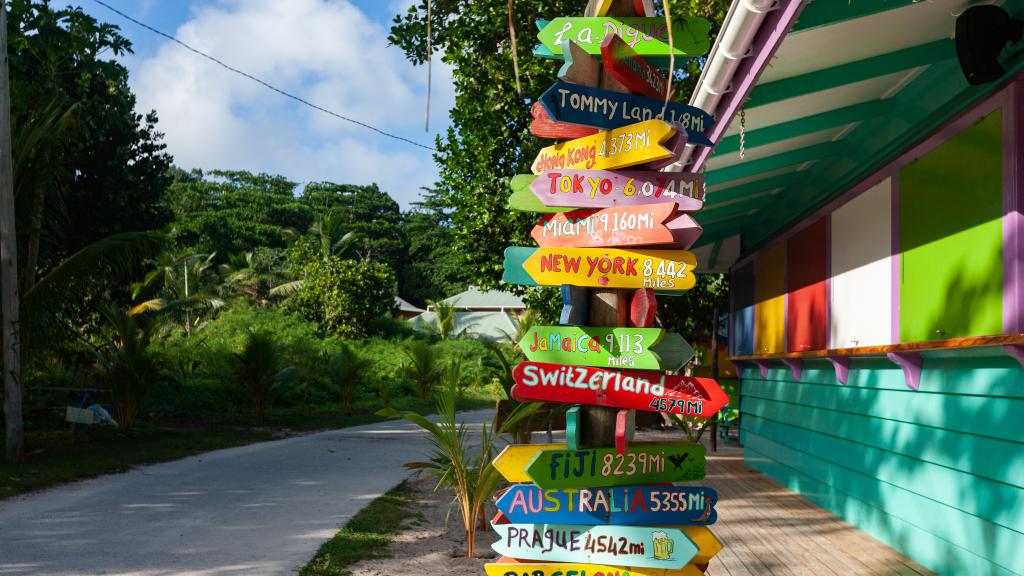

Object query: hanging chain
[739,107,747,160]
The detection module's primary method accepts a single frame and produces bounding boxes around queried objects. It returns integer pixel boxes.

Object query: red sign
[602,34,672,99]
[511,362,729,418]
[530,102,598,140]
[531,203,702,249]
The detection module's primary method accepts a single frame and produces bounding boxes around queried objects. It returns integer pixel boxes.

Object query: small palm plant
[231,330,283,421]
[378,363,541,558]
[400,338,439,400]
[91,304,163,431]
[427,299,465,340]
[323,342,368,415]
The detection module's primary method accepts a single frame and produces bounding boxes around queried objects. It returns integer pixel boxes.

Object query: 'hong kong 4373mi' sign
[511,362,729,418]
[531,119,680,174]
[503,246,698,292]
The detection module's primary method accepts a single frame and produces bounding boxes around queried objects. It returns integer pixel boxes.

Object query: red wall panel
[786,218,828,352]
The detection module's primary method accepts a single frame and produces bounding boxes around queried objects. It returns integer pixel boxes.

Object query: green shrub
[285,255,397,338]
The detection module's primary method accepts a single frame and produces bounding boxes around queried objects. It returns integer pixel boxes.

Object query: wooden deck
[700,440,933,576]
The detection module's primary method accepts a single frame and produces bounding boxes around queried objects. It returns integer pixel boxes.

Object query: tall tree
[1,0,23,463]
[401,187,468,305]
[389,0,730,289]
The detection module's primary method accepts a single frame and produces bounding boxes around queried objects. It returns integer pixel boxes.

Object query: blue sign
[539,82,715,147]
[496,484,718,526]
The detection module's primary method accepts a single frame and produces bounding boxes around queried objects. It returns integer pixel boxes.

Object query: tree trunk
[0,0,23,464]
[22,176,45,292]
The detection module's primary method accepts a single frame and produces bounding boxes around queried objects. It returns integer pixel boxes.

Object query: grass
[300,481,424,576]
[0,395,497,501]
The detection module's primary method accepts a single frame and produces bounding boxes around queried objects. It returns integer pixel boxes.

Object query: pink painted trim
[887,351,923,391]
[690,0,810,174]
[825,215,832,349]
[1004,344,1024,370]
[728,77,1019,273]
[1004,80,1024,334]
[781,358,802,382]
[826,356,850,385]
[891,176,901,345]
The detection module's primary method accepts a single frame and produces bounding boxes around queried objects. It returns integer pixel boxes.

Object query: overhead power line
[90,0,437,152]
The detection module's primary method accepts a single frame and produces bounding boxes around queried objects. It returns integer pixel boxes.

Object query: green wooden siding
[899,110,1004,342]
[740,358,1024,575]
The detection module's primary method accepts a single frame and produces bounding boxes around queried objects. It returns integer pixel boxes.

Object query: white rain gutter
[665,0,779,172]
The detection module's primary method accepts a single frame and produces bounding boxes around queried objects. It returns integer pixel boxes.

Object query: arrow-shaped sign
[538,82,714,146]
[496,484,718,525]
[503,246,697,292]
[486,561,704,576]
[509,170,704,214]
[491,524,697,569]
[517,325,694,371]
[511,362,730,418]
[529,102,597,140]
[531,119,678,174]
[532,204,702,249]
[535,17,711,64]
[602,33,672,99]
[521,443,706,489]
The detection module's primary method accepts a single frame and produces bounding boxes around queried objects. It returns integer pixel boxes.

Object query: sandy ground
[349,472,499,576]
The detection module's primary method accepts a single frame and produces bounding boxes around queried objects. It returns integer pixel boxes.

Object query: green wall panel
[899,110,1003,342]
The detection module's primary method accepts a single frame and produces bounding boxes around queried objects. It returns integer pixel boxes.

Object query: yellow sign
[519,246,697,291]
[485,562,704,576]
[531,119,676,175]
[684,526,723,564]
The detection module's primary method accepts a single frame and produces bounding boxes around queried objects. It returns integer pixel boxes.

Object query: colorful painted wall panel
[830,179,893,348]
[732,261,755,355]
[786,218,827,352]
[742,356,1024,575]
[754,243,785,354]
[899,110,1004,342]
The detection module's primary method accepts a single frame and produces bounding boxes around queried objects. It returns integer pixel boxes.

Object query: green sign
[525,443,706,489]
[519,325,693,371]
[536,17,710,64]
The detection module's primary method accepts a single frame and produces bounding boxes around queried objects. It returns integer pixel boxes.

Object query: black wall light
[955,5,1023,85]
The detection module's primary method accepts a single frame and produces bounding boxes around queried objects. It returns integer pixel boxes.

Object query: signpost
[516,325,694,371]
[496,484,718,525]
[486,561,704,576]
[511,362,730,418]
[531,204,702,249]
[531,119,680,174]
[509,170,704,214]
[502,246,698,292]
[491,524,698,569]
[530,102,598,140]
[602,34,671,99]
[535,17,711,63]
[538,82,714,146]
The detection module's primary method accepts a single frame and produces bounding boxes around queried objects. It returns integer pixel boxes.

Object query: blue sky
[56,0,453,208]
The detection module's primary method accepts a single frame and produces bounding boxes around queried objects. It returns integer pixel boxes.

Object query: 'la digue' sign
[496,484,718,526]
[491,524,698,569]
[511,362,729,418]
[535,17,711,63]
[531,119,678,174]
[532,204,702,250]
[503,247,697,292]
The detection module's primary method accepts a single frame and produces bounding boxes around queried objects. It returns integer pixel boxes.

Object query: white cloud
[131,0,454,207]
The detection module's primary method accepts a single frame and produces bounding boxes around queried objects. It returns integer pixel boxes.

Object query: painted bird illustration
[668,453,689,470]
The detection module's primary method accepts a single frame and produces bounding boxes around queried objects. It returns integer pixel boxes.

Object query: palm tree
[230,330,283,422]
[309,209,361,260]
[427,299,465,340]
[131,251,225,335]
[324,342,368,415]
[90,304,163,431]
[400,339,440,401]
[219,251,299,306]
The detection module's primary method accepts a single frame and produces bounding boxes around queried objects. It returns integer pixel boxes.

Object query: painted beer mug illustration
[652,530,674,560]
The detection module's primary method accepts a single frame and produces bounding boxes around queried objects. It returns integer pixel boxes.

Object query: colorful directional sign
[510,170,704,214]
[517,326,694,371]
[531,119,678,174]
[602,34,671,99]
[511,362,729,418]
[530,102,598,140]
[493,442,707,488]
[491,524,697,569]
[496,485,718,526]
[503,247,697,292]
[538,82,714,146]
[535,17,711,64]
[486,561,704,576]
[558,39,602,86]
[532,204,702,249]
